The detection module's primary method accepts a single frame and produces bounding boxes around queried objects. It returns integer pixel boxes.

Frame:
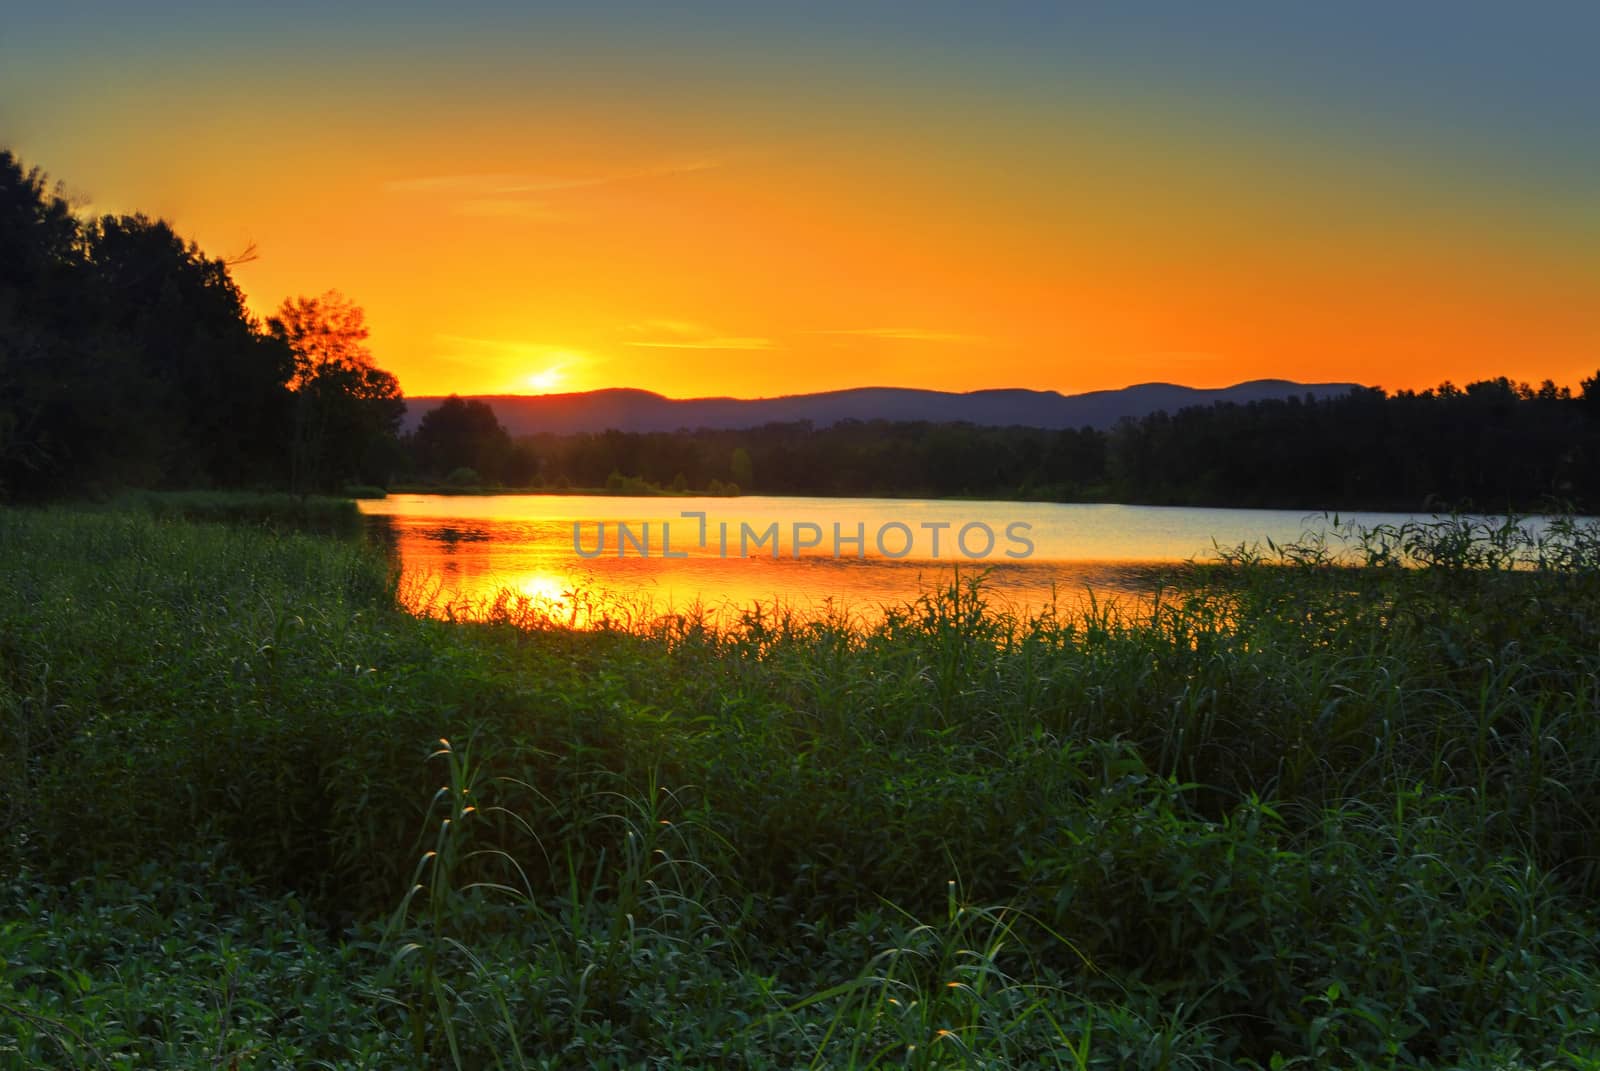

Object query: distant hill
[401,380,1363,436]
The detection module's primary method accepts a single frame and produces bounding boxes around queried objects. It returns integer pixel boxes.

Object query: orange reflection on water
[359,494,1225,628]
[359,495,1579,630]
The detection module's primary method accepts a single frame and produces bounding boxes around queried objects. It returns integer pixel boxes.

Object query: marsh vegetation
[3,503,1600,1067]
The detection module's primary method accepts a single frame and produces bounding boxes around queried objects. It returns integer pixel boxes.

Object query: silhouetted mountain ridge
[402,380,1362,436]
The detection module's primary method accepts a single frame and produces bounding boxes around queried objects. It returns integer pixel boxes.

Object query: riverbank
[3,505,1599,1067]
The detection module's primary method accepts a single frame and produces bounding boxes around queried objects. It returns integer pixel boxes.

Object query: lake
[359,494,1455,626]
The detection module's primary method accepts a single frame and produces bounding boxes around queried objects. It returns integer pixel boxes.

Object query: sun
[525,366,565,393]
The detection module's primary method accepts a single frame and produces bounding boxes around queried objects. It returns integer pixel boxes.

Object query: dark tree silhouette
[269,291,404,492]
[513,374,1600,511]
[410,394,534,485]
[1,150,305,497]
[0,151,82,494]
[2,149,419,499]
[83,213,292,486]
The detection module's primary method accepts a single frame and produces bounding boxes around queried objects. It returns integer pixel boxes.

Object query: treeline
[0,150,403,500]
[1103,380,1600,510]
[515,379,1600,510]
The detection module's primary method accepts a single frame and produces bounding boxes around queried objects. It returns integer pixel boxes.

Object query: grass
[3,505,1600,1067]
[112,489,366,534]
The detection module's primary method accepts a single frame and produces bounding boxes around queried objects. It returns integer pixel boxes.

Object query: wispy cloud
[383,176,564,221]
[628,338,773,350]
[385,173,534,195]
[623,319,773,351]
[435,333,551,354]
[817,327,987,344]
[450,199,565,221]
[383,158,723,220]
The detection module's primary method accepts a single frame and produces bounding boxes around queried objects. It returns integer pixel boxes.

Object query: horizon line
[401,377,1370,404]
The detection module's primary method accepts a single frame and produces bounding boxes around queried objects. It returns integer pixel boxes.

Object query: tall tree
[83,213,293,487]
[0,151,85,496]
[412,394,517,483]
[269,291,403,491]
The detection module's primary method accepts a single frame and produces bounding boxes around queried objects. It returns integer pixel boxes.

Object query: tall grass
[113,488,365,534]
[3,506,1600,1066]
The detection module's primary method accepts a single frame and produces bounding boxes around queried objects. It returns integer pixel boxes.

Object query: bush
[341,483,388,499]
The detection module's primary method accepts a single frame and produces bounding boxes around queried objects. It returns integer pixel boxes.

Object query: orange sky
[4,7,1597,399]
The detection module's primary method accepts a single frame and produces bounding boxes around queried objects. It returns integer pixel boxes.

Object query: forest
[514,378,1600,510]
[0,150,404,500]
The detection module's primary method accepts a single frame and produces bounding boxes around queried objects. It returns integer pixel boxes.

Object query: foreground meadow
[3,506,1600,1069]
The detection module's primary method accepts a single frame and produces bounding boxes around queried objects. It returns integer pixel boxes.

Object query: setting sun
[526,366,565,394]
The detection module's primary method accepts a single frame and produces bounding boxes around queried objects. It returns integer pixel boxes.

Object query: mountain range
[401,380,1362,436]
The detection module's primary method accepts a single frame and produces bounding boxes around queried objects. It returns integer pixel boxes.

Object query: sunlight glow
[526,365,565,393]
[507,571,572,610]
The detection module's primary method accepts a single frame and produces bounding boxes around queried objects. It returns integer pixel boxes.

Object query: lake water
[359,494,1444,626]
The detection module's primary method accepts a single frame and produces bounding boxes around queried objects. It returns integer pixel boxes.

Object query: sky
[3,2,1598,399]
